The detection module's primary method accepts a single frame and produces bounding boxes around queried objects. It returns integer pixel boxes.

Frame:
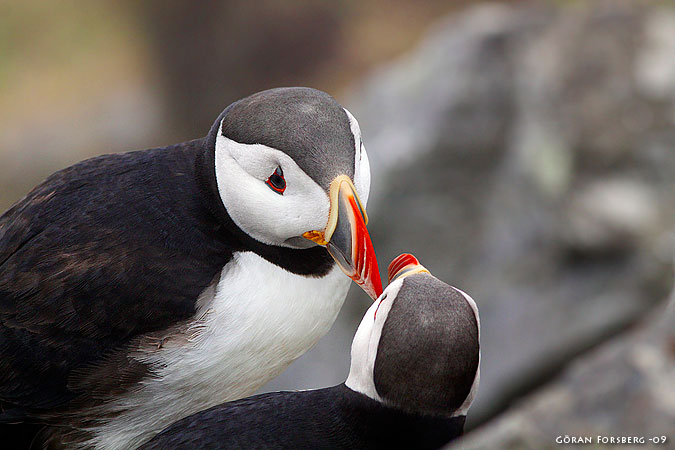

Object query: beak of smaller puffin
[303,175,383,300]
[387,253,430,283]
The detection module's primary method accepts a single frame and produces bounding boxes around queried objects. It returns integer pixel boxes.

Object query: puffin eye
[266,166,286,194]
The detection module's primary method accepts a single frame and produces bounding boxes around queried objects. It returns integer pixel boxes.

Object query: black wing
[0,141,233,418]
[139,385,466,450]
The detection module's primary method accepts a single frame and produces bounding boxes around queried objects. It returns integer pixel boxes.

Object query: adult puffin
[0,87,382,449]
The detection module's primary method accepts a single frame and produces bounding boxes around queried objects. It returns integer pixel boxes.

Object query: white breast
[85,252,350,450]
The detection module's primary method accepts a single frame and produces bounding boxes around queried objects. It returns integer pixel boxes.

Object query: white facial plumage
[214,115,371,249]
[452,286,481,417]
[345,277,404,401]
[345,107,371,207]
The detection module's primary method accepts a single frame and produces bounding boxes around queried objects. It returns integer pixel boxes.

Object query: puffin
[140,253,481,450]
[0,87,382,449]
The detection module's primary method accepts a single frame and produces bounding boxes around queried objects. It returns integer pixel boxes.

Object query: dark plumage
[221,88,356,189]
[374,275,480,415]
[139,384,466,450]
[1,143,229,417]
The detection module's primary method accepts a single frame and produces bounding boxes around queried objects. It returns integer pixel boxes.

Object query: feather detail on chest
[82,251,350,450]
[153,251,350,394]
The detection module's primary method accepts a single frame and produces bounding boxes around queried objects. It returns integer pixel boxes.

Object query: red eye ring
[266,166,286,194]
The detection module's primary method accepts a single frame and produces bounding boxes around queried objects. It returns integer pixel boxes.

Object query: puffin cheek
[283,190,330,237]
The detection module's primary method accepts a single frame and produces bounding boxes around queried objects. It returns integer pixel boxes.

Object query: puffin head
[345,254,481,417]
[207,87,382,299]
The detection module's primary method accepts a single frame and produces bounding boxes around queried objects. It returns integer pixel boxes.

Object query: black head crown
[202,87,383,299]
[374,273,480,416]
[209,87,356,191]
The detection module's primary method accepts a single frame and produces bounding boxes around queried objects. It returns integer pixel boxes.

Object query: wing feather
[0,143,233,418]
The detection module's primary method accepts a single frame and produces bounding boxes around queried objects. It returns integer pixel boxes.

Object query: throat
[197,251,351,377]
[243,237,336,276]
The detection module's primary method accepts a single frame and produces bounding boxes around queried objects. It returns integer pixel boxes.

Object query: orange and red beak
[387,253,429,282]
[303,175,383,300]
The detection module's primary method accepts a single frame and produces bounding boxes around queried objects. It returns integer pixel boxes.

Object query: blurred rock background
[1,1,674,447]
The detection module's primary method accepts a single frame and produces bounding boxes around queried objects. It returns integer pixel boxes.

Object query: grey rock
[563,178,659,253]
[454,296,675,449]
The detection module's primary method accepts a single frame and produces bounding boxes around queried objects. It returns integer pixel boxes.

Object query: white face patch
[214,122,330,248]
[344,108,371,207]
[451,287,481,417]
[345,277,404,401]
